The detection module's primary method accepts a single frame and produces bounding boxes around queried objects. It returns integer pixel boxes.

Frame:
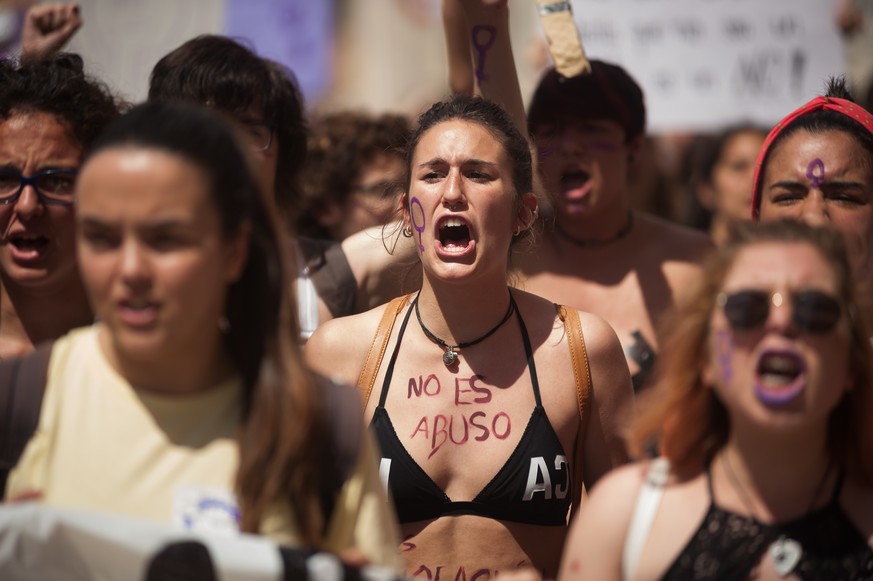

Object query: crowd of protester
[1,1,873,580]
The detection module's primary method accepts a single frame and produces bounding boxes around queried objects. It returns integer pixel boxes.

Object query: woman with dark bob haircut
[0,53,122,360]
[559,220,873,580]
[5,102,402,569]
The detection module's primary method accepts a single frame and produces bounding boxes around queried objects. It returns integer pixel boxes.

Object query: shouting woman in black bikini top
[559,220,873,581]
[305,95,634,579]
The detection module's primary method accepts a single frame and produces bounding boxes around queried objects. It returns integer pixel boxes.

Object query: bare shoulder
[559,462,653,580]
[304,305,389,386]
[635,213,714,262]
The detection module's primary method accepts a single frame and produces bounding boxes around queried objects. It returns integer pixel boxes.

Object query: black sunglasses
[716,289,842,334]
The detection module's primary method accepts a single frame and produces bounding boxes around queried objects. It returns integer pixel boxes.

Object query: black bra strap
[377,294,417,408]
[512,293,542,407]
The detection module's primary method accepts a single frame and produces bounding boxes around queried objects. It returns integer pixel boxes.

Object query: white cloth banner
[0,504,401,581]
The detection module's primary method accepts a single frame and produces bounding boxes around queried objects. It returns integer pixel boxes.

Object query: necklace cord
[413,291,515,354]
[555,210,634,248]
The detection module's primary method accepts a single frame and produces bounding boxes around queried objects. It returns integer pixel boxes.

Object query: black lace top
[662,470,873,580]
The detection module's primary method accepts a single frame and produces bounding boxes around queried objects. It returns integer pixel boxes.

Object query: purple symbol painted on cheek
[409,196,426,253]
[471,25,497,85]
[806,158,825,189]
[715,329,733,385]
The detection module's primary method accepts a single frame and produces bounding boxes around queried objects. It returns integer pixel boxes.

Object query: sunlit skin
[75,148,248,393]
[0,111,92,358]
[759,130,873,283]
[0,112,81,289]
[535,119,637,238]
[409,119,534,286]
[704,242,852,431]
[557,242,865,581]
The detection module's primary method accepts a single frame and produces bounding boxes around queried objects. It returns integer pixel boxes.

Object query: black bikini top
[370,294,572,525]
[662,467,873,580]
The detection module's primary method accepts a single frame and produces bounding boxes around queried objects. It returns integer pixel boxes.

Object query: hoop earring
[514,225,524,237]
[402,225,413,238]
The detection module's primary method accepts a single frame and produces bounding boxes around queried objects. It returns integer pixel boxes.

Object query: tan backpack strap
[557,304,592,514]
[557,304,591,424]
[356,293,412,408]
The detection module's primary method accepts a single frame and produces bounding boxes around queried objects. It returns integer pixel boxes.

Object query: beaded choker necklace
[413,293,515,367]
[555,210,634,248]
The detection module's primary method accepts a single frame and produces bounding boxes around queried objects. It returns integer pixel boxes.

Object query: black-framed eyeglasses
[242,122,274,152]
[716,289,843,334]
[0,168,79,206]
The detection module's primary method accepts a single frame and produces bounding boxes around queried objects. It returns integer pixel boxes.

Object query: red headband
[751,96,873,220]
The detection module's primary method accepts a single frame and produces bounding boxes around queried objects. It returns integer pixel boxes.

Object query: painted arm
[451,0,529,139]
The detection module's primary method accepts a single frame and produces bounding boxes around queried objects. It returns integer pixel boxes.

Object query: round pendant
[443,349,457,366]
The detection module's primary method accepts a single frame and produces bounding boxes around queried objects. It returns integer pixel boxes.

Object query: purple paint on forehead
[410,196,426,253]
[471,25,497,86]
[806,158,825,189]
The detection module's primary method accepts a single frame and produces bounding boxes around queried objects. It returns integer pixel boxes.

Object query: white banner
[572,0,845,133]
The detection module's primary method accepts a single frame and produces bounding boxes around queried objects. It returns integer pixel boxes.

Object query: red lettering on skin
[449,414,469,445]
[455,375,490,405]
[409,377,423,398]
[424,374,441,396]
[470,411,490,441]
[469,375,491,403]
[412,565,432,581]
[410,417,429,440]
[430,415,449,459]
[470,570,491,581]
[401,534,416,553]
[454,567,467,581]
[435,566,444,581]
[492,412,511,440]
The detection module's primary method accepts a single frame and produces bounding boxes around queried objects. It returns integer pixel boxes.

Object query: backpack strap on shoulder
[557,305,591,424]
[0,340,54,498]
[557,305,592,513]
[356,293,412,408]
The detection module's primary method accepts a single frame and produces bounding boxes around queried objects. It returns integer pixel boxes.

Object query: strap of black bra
[378,294,416,408]
[512,293,542,407]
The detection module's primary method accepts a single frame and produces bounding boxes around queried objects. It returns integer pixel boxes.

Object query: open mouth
[560,169,591,200]
[438,217,472,252]
[118,299,159,328]
[9,233,49,252]
[754,350,806,406]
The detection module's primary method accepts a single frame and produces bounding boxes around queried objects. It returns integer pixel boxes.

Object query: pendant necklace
[721,450,833,578]
[555,210,634,248]
[414,292,515,367]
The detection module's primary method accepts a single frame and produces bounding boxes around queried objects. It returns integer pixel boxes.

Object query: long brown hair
[630,220,873,482]
[85,102,329,545]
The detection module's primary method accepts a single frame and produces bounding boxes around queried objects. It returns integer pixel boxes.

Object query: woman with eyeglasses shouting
[558,220,873,581]
[0,54,122,359]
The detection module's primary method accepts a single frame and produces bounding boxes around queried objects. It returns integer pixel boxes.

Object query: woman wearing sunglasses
[0,54,121,358]
[558,220,873,580]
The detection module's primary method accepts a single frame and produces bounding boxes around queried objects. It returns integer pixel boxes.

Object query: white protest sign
[571,0,844,133]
